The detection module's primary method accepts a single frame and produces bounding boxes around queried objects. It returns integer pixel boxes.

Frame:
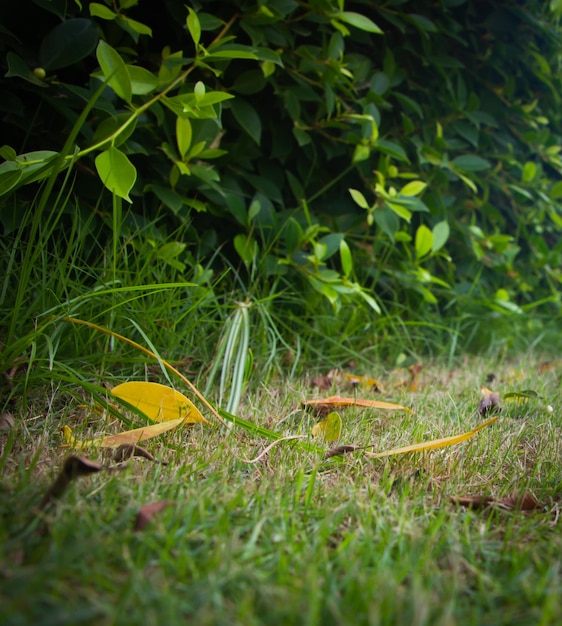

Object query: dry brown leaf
[39,455,106,509]
[324,445,362,459]
[408,362,423,392]
[134,500,172,531]
[451,492,543,512]
[450,495,495,509]
[0,412,15,430]
[113,444,168,464]
[497,492,542,511]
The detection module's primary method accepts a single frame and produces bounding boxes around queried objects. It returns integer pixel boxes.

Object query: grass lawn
[1,356,561,625]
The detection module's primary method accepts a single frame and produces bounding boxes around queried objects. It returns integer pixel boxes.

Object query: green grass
[1,357,560,626]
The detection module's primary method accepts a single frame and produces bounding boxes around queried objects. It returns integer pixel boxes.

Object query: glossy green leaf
[5,52,48,87]
[338,12,383,34]
[39,18,99,71]
[349,188,370,209]
[432,221,450,253]
[96,40,132,103]
[415,224,433,259]
[186,7,201,46]
[127,65,158,95]
[95,147,137,202]
[176,116,192,159]
[231,99,262,145]
[400,180,427,196]
[89,3,117,19]
[339,239,353,277]
[452,154,491,171]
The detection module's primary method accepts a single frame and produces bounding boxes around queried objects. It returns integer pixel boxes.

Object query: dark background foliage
[1,0,561,362]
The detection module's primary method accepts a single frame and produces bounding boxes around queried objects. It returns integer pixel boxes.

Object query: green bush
[1,0,561,364]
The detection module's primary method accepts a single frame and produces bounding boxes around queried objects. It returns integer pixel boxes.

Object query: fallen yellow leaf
[112,381,208,424]
[61,418,185,449]
[303,395,412,412]
[312,411,342,443]
[365,416,498,458]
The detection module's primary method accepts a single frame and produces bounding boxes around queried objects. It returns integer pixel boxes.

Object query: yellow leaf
[61,418,186,449]
[312,411,342,443]
[365,416,498,459]
[303,395,412,412]
[111,381,208,424]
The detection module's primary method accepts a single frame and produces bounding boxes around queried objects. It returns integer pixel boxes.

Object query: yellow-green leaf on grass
[61,418,185,449]
[95,147,137,202]
[312,411,342,443]
[111,381,208,424]
[365,416,498,459]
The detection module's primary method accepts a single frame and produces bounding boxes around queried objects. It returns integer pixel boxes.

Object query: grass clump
[1,357,560,626]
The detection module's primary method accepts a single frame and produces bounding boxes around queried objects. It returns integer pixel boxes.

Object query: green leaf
[550,180,562,199]
[5,52,48,87]
[89,3,117,19]
[118,16,152,38]
[127,65,158,95]
[231,99,262,145]
[96,40,132,103]
[339,240,353,277]
[186,7,201,46]
[338,12,383,34]
[432,221,450,253]
[451,154,491,171]
[521,161,537,183]
[376,139,409,162]
[415,224,433,259]
[0,145,17,161]
[400,180,427,196]
[234,233,259,265]
[39,19,99,71]
[0,167,23,196]
[176,116,192,159]
[95,147,137,202]
[349,188,370,209]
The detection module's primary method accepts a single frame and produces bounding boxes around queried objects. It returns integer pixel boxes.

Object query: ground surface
[1,356,561,625]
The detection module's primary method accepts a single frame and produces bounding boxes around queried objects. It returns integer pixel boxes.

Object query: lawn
[1,356,560,626]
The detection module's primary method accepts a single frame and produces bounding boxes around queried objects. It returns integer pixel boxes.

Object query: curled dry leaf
[451,492,542,512]
[134,500,173,532]
[479,386,501,417]
[324,445,362,459]
[113,444,168,464]
[39,455,105,509]
[0,412,15,430]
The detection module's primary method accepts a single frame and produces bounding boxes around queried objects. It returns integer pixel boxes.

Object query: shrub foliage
[1,0,561,354]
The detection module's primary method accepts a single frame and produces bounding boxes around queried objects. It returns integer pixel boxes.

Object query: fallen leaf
[408,362,423,392]
[113,444,167,464]
[134,500,172,531]
[61,418,185,449]
[450,495,495,509]
[112,381,208,424]
[503,389,541,402]
[538,360,560,373]
[312,411,342,443]
[0,412,15,430]
[479,386,501,416]
[342,373,383,392]
[365,416,498,459]
[324,445,362,459]
[451,491,542,511]
[497,492,542,511]
[39,455,105,509]
[302,395,412,412]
